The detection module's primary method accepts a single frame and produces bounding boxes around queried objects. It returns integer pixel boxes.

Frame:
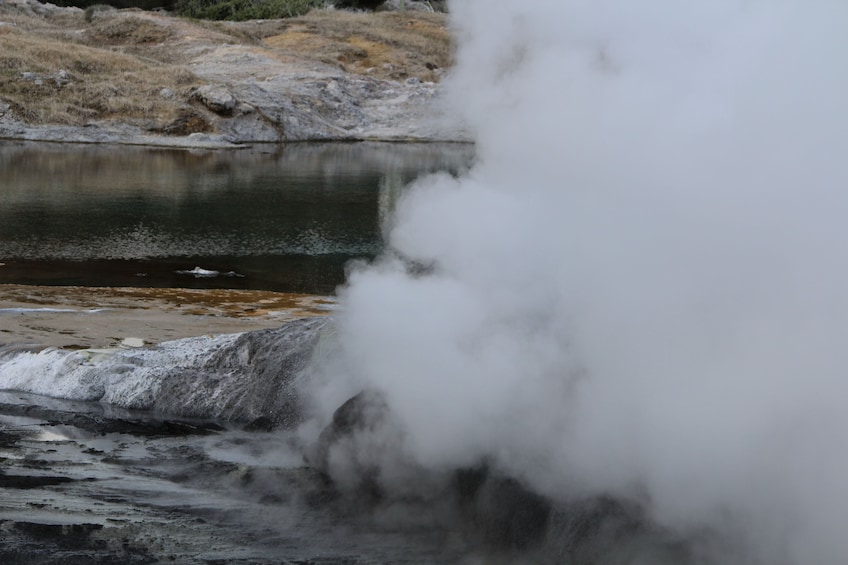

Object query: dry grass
[82,11,245,64]
[0,5,451,127]
[0,25,196,125]
[86,14,176,45]
[252,10,451,82]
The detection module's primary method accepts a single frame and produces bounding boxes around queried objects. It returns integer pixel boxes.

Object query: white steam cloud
[312,1,848,562]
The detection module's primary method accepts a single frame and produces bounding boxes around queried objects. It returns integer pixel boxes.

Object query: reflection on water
[0,141,472,294]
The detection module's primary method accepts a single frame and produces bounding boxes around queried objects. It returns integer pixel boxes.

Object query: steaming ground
[306,1,848,563]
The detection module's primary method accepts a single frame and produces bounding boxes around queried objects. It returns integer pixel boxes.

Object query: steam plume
[311,1,848,562]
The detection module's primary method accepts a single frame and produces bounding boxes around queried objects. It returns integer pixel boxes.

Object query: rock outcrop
[0,0,467,148]
[0,317,330,425]
[305,389,695,561]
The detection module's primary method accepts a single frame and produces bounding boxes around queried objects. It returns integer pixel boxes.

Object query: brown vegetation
[0,10,198,126]
[0,28,194,125]
[0,283,333,349]
[259,10,451,82]
[0,3,451,129]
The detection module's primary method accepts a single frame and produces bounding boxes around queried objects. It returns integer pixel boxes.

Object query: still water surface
[0,141,472,294]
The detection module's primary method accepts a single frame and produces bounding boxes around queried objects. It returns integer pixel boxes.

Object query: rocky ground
[0,0,466,147]
[0,391,470,564]
[0,374,687,565]
[0,289,472,564]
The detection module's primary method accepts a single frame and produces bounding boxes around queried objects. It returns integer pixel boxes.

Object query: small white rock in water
[121,337,146,348]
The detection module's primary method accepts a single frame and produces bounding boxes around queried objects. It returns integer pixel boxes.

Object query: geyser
[309,1,848,562]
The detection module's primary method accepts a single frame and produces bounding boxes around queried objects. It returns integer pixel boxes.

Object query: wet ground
[0,286,384,563]
[0,284,333,349]
[0,141,482,563]
[0,392,465,565]
[0,285,689,564]
[0,287,482,564]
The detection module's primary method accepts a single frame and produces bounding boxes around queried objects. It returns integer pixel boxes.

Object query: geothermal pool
[0,141,471,294]
[3,0,843,560]
[0,141,484,564]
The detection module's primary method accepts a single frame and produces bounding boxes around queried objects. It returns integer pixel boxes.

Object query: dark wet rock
[453,466,552,550]
[453,467,691,562]
[0,519,154,565]
[149,317,328,426]
[304,394,693,561]
[11,521,103,546]
[307,393,550,550]
[0,473,74,489]
[547,496,695,563]
[0,401,224,437]
[317,391,390,450]
[0,388,693,564]
[242,415,276,432]
[0,429,20,447]
[306,393,553,549]
[0,391,468,564]
[476,477,551,550]
[303,389,391,497]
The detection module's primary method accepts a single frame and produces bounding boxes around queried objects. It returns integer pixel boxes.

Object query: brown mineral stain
[0,284,334,350]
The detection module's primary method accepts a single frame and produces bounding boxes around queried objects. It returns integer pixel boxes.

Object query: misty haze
[311,1,848,563]
[1,1,846,564]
